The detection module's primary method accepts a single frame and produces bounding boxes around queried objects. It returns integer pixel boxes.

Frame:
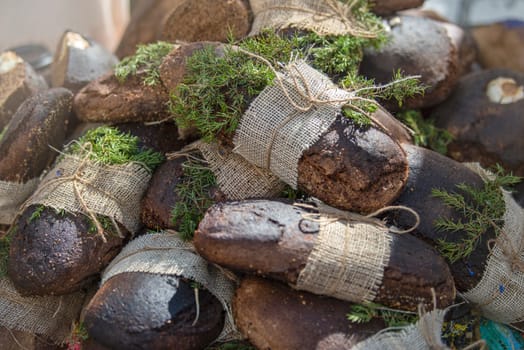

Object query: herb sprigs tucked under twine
[396,110,454,155]
[170,34,424,144]
[18,127,164,242]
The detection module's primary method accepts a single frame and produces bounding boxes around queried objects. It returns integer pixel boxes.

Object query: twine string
[19,142,130,243]
[234,48,414,171]
[295,201,420,234]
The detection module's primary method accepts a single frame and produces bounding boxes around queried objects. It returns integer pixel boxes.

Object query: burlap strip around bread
[351,309,450,350]
[23,155,151,234]
[233,60,352,188]
[101,232,240,342]
[249,0,379,37]
[0,277,86,344]
[195,141,286,200]
[296,213,391,303]
[0,178,39,225]
[461,163,524,324]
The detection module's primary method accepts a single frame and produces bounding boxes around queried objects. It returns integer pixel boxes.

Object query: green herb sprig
[347,302,418,327]
[115,41,175,86]
[397,110,453,155]
[171,159,217,241]
[69,126,164,170]
[432,165,522,263]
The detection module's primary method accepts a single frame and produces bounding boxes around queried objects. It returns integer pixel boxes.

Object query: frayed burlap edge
[249,0,380,38]
[0,277,86,345]
[0,178,39,225]
[22,154,151,235]
[101,232,241,342]
[460,163,524,324]
[195,141,286,200]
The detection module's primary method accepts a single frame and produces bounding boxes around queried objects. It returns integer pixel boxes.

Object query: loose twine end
[192,286,200,326]
[295,201,420,234]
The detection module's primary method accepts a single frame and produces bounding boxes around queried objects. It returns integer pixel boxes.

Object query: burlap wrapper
[0,277,86,344]
[296,214,392,303]
[23,155,152,234]
[352,309,450,350]
[0,178,39,225]
[459,163,524,324]
[233,60,351,188]
[249,0,364,37]
[101,233,240,342]
[195,141,285,200]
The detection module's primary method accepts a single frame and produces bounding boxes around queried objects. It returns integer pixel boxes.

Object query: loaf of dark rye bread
[84,272,224,350]
[0,88,72,183]
[194,199,456,311]
[9,205,127,296]
[234,277,386,350]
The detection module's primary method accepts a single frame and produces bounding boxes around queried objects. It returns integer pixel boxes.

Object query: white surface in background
[0,0,129,53]
[423,0,524,26]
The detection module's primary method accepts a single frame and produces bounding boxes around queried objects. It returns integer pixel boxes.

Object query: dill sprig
[347,302,419,327]
[340,0,385,36]
[239,30,302,65]
[396,110,453,155]
[114,41,175,86]
[171,159,217,241]
[28,204,45,222]
[69,126,164,170]
[432,165,522,263]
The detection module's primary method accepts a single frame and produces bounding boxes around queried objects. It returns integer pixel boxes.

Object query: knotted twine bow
[296,200,420,234]
[232,50,418,188]
[19,142,152,242]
